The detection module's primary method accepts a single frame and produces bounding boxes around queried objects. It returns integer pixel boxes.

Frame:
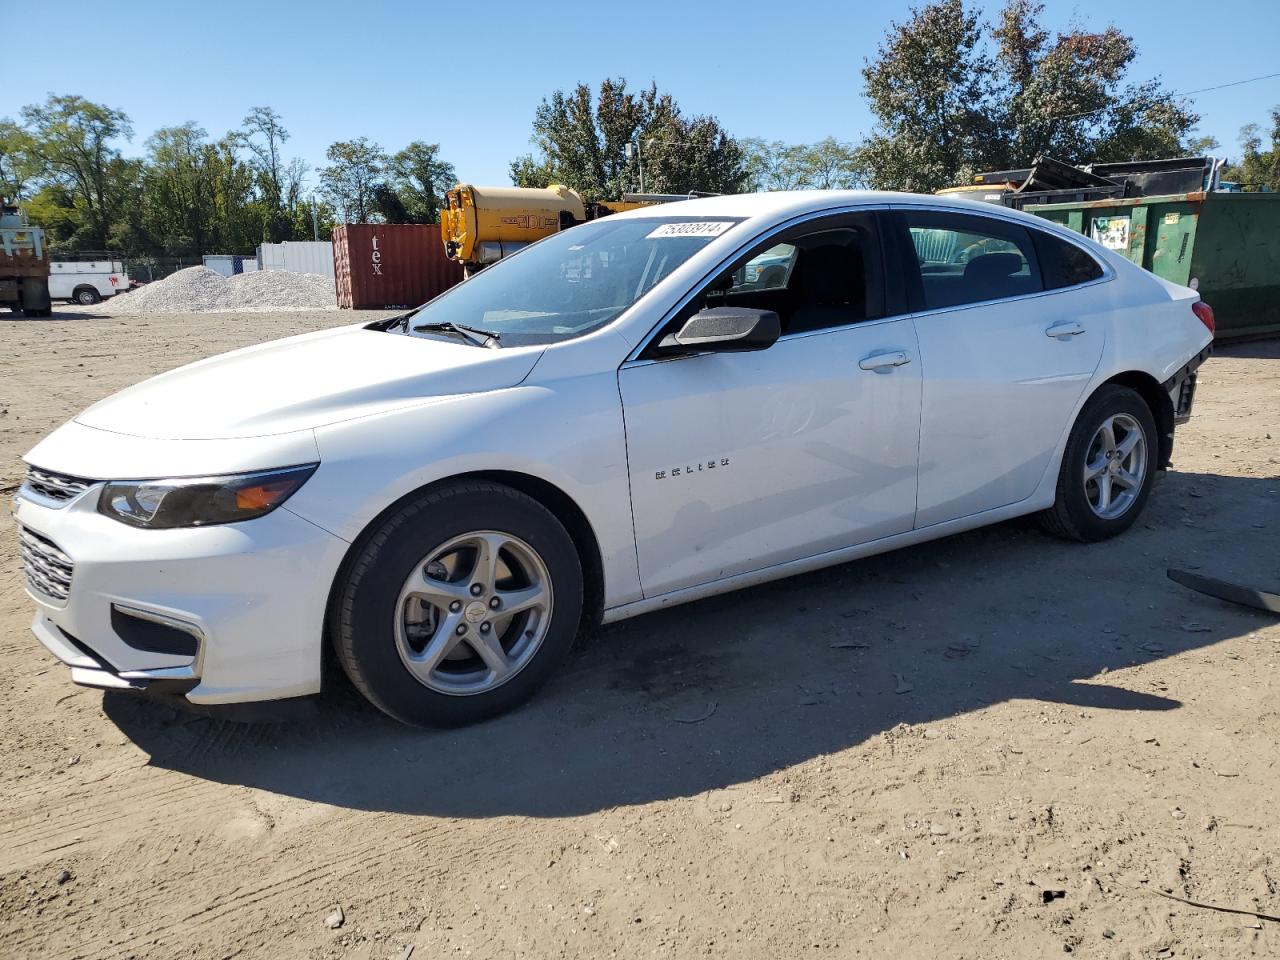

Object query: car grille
[18,526,74,602]
[25,466,95,503]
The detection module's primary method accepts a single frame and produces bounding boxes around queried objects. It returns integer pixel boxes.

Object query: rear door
[893,207,1107,527]
[619,211,922,598]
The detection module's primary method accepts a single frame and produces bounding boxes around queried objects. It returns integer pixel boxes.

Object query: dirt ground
[1,305,1277,960]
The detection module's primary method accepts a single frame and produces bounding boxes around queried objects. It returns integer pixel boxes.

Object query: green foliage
[861,0,1201,191]
[0,119,40,200]
[19,95,136,248]
[388,141,456,222]
[510,78,748,199]
[860,0,992,192]
[241,106,292,242]
[1220,108,1280,191]
[5,95,457,257]
[318,137,386,223]
[742,137,867,191]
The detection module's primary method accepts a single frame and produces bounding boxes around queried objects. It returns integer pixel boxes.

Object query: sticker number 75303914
[645,221,735,240]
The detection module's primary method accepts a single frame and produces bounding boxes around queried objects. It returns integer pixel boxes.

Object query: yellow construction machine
[440,184,686,275]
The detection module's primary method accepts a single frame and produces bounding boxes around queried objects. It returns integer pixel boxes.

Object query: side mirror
[659,306,781,354]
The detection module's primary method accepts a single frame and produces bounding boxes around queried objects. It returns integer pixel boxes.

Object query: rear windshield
[406,217,741,346]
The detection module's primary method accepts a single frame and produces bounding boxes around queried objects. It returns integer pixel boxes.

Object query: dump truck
[440,184,689,275]
[1,201,52,317]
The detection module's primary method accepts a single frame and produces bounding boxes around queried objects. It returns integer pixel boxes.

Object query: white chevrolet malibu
[15,192,1213,726]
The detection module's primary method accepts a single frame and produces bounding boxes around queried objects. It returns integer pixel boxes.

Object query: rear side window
[904,210,1042,310]
[1032,230,1105,289]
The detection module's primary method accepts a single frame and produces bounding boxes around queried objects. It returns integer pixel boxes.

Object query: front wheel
[1038,384,1158,542]
[330,481,583,727]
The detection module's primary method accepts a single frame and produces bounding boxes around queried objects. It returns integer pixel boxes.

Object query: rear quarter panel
[1025,251,1212,507]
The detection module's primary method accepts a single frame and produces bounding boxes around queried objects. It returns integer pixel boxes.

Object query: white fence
[257,241,335,278]
[202,254,259,277]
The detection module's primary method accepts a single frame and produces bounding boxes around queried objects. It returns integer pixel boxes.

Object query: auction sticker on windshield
[646,221,735,239]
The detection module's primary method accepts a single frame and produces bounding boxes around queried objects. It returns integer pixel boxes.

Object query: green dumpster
[1024,191,1280,339]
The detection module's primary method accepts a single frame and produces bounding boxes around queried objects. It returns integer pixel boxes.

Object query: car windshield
[405,216,742,346]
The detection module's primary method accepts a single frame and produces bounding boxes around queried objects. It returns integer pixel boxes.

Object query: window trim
[624,206,903,365]
[1030,224,1108,290]
[897,207,1045,311]
[887,201,1115,319]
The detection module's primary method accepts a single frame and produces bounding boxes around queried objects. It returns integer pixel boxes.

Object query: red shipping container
[332,223,464,310]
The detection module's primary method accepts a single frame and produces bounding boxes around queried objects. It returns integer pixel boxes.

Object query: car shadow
[104,469,1278,818]
[1,306,114,322]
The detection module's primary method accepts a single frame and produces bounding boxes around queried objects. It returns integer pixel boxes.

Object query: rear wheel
[1039,384,1157,542]
[74,287,101,305]
[331,480,583,727]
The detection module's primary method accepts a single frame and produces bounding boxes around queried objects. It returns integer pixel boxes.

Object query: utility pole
[625,139,646,194]
[310,195,320,241]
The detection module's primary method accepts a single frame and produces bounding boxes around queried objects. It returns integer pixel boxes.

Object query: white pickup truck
[49,259,130,304]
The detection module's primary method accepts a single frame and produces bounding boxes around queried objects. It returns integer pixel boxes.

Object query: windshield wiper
[411,320,502,348]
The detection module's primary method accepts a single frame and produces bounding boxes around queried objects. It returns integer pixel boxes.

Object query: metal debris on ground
[673,701,718,724]
[1168,568,1280,615]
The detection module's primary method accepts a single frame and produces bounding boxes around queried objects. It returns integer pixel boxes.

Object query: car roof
[608,189,1068,232]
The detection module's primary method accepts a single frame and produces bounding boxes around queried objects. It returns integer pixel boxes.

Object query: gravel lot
[1,305,1278,959]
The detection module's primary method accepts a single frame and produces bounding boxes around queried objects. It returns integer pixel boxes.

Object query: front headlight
[97,464,318,529]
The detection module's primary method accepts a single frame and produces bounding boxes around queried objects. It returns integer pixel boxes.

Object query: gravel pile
[103,266,336,313]
[225,270,338,311]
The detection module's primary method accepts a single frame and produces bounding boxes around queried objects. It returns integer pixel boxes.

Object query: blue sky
[6,0,1280,192]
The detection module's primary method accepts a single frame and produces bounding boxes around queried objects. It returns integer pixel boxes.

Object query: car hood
[75,325,545,440]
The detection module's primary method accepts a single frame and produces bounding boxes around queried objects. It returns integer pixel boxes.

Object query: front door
[618,212,922,598]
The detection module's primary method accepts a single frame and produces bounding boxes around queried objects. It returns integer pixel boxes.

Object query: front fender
[285,375,642,608]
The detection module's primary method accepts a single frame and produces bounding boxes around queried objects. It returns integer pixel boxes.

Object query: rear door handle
[859,350,911,371]
[1046,320,1086,339]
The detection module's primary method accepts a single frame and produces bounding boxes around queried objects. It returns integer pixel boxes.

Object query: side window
[1032,229,1104,289]
[703,214,886,335]
[728,244,797,293]
[640,213,892,358]
[904,211,1042,310]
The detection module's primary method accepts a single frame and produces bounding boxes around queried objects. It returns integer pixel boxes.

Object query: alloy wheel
[1083,413,1147,520]
[394,531,553,696]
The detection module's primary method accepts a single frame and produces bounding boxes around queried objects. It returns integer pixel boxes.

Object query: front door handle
[1046,320,1086,339]
[859,350,911,371]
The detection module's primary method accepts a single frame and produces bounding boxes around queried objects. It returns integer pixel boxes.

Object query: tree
[388,141,455,222]
[860,0,993,192]
[371,183,412,224]
[1221,108,1280,191]
[282,156,310,229]
[988,1,1198,167]
[19,95,135,248]
[743,137,867,191]
[510,78,747,199]
[319,137,386,223]
[0,120,39,200]
[142,123,219,256]
[860,0,1200,191]
[240,106,292,242]
[138,124,258,256]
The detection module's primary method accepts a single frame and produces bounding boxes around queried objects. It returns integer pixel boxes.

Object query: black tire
[330,480,583,727]
[21,306,52,318]
[75,287,101,305]
[1038,384,1158,542]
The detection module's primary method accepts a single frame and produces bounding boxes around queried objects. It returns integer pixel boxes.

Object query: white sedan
[15,192,1214,726]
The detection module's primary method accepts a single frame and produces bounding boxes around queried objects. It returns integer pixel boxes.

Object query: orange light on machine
[235,478,298,511]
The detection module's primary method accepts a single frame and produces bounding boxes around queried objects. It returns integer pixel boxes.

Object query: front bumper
[13,480,349,705]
